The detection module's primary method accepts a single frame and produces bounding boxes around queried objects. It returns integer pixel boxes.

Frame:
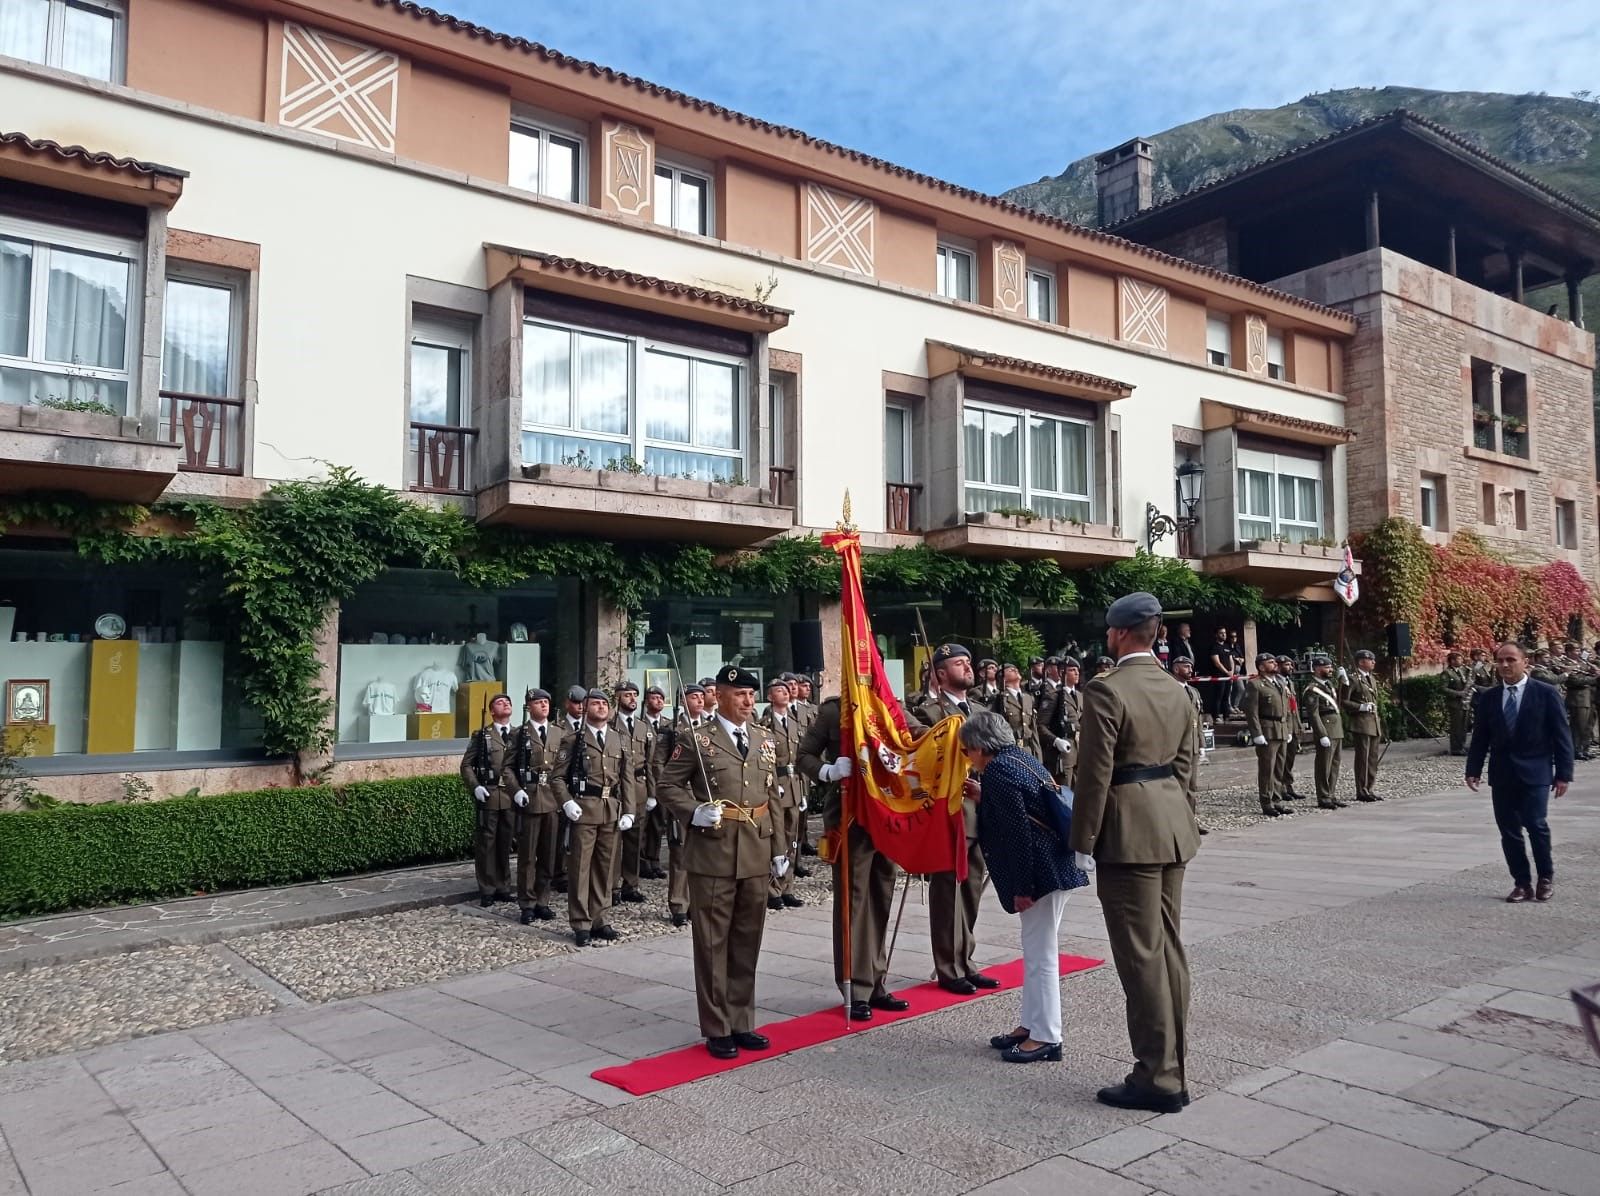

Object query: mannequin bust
[508,622,529,643]
[459,633,500,682]
[363,677,397,717]
[413,662,459,713]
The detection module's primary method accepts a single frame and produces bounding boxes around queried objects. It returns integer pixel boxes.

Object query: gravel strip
[1197,751,1480,830]
[0,944,276,1064]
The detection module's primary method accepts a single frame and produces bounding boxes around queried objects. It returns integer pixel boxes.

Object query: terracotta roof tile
[1209,399,1355,443]
[930,341,1135,396]
[491,247,792,319]
[0,130,187,180]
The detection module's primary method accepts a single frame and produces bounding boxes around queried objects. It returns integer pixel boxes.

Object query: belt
[1258,716,1282,722]
[575,784,615,799]
[1111,764,1175,785]
[777,765,797,777]
[718,801,770,823]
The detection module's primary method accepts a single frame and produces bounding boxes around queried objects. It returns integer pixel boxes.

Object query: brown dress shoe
[1534,878,1553,902]
[1505,885,1534,903]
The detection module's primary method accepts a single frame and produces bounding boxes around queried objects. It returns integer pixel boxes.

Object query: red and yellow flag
[824,530,969,881]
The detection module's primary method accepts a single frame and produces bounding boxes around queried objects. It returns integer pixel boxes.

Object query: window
[653,162,711,235]
[1469,357,1531,459]
[1419,474,1444,531]
[522,318,745,482]
[1026,268,1055,322]
[0,0,122,80]
[1206,313,1231,367]
[161,267,245,473]
[1514,489,1529,532]
[936,241,975,302]
[1235,447,1322,543]
[1556,499,1579,549]
[963,402,1092,522]
[1266,331,1286,381]
[1481,481,1496,524]
[0,215,139,414]
[884,403,912,485]
[409,316,474,493]
[508,119,583,203]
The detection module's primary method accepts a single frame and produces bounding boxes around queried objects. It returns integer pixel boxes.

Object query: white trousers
[1017,887,1070,1044]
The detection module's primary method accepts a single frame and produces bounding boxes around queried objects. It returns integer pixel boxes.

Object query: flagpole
[836,493,855,1027]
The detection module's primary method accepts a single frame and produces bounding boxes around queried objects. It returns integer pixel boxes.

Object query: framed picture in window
[5,679,49,725]
[644,667,675,697]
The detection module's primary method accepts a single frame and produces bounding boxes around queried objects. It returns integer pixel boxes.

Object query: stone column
[297,600,341,782]
[588,589,630,687]
[1241,618,1259,668]
[818,598,842,697]
[1566,270,1585,328]
[1364,190,1381,251]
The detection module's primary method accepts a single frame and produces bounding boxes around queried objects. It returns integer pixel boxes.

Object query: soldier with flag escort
[1342,650,1385,801]
[1275,654,1306,801]
[1302,656,1347,809]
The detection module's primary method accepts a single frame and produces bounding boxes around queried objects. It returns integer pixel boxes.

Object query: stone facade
[1150,217,1233,274]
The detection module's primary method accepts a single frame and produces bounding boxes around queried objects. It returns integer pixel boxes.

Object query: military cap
[717,665,760,690]
[1028,655,1045,666]
[779,671,798,682]
[698,676,716,688]
[566,684,588,702]
[614,679,639,694]
[1096,655,1114,667]
[1256,651,1276,665]
[644,685,666,698]
[524,687,550,702]
[1355,649,1376,661]
[1310,655,1332,667]
[978,657,997,668]
[682,682,706,696]
[1106,591,1162,628]
[930,643,972,666]
[490,693,512,707]
[1276,655,1294,665]
[766,675,791,691]
[585,687,610,702]
[1045,655,1063,667]
[1062,656,1081,669]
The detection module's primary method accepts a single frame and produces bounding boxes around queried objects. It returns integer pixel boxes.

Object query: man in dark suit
[1465,642,1573,904]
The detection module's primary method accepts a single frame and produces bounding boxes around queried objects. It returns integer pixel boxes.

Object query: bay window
[0,215,138,414]
[1236,446,1323,544]
[963,402,1092,522]
[522,318,745,482]
[0,0,124,81]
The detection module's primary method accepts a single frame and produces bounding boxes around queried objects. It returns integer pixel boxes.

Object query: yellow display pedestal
[87,639,138,754]
[456,681,502,736]
[3,723,54,756]
[408,713,454,742]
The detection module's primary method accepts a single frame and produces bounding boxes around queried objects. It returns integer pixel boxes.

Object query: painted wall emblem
[1118,276,1169,351]
[805,184,876,276]
[279,23,399,152]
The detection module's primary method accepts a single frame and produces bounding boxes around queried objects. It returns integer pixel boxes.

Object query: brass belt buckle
[537,771,548,785]
[600,785,612,799]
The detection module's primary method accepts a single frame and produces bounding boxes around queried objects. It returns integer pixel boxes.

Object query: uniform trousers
[566,822,617,931]
[1017,888,1071,1044]
[515,809,559,907]
[929,839,988,982]
[1254,740,1285,807]
[1569,706,1592,756]
[1277,730,1299,792]
[687,872,767,1038]
[770,797,801,898]
[1491,782,1555,887]
[616,822,643,890]
[831,822,896,997]
[1352,733,1381,797]
[474,806,514,897]
[667,822,691,915]
[1314,740,1342,805]
[639,803,667,868]
[1097,861,1190,1096]
[1448,706,1470,754]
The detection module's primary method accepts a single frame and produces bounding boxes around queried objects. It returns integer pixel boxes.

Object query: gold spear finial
[838,489,857,533]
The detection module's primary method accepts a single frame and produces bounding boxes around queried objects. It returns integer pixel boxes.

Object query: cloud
[444,0,1600,193]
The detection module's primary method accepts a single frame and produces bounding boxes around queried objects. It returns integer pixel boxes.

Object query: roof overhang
[1201,399,1353,447]
[485,246,791,334]
[927,341,1133,403]
[0,131,186,208]
[1202,546,1362,598]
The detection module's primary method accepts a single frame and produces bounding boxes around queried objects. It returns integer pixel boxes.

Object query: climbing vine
[1075,549,1301,626]
[1351,517,1433,629]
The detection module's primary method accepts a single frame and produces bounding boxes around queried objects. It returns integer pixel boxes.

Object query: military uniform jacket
[797,697,846,829]
[759,706,805,808]
[1244,676,1288,741]
[519,720,569,814]
[658,719,782,880]
[610,710,657,797]
[908,691,980,841]
[1442,667,1474,709]
[458,723,523,811]
[989,688,1041,757]
[1341,671,1382,735]
[1562,665,1595,710]
[554,725,638,824]
[792,701,818,735]
[1068,656,1199,864]
[1301,678,1343,741]
[1471,662,1496,691]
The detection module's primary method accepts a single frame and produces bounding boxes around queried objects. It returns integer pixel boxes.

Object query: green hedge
[0,775,471,918]
[1380,674,1448,742]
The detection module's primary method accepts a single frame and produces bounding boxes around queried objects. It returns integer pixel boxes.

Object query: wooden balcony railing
[160,390,246,475]
[769,465,796,507]
[411,422,476,494]
[887,482,923,533]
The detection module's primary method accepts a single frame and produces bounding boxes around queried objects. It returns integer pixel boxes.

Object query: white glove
[1361,702,1376,713]
[771,855,790,879]
[562,800,582,822]
[1338,667,1349,684]
[512,789,528,808]
[1252,735,1267,746]
[617,814,634,832]
[798,795,808,812]
[472,786,489,802]
[645,797,658,812]
[691,803,723,828]
[1318,736,1331,749]
[1074,851,1097,873]
[1053,737,1071,754]
[819,756,853,783]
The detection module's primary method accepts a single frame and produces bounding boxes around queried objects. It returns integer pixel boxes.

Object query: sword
[883,869,911,974]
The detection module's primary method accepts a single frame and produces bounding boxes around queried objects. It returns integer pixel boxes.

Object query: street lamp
[1146,456,1206,553]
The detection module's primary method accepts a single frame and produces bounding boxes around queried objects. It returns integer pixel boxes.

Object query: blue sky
[443,0,1600,194]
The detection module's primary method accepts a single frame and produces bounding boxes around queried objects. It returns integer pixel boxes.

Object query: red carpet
[591,953,1102,1095]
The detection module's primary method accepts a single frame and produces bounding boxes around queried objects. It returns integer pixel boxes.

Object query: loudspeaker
[791,620,825,673]
[1386,621,1413,659]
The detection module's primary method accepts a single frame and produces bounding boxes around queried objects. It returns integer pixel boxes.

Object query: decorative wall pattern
[1118,276,1169,351]
[993,240,1025,314]
[602,121,653,216]
[278,23,399,152]
[1245,313,1269,376]
[804,183,876,276]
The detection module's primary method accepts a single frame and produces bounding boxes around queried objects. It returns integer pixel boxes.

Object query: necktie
[596,730,605,751]
[538,725,546,745]
[735,729,748,759]
[626,716,634,735]
[958,700,971,716]
[499,727,509,745]
[1504,685,1520,727]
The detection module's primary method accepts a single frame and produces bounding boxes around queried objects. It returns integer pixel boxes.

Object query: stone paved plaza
[2,758,1598,1195]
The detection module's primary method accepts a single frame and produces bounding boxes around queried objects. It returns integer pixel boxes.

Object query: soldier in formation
[1442,651,1474,756]
[515,687,566,922]
[988,662,1040,757]
[760,675,806,910]
[1275,654,1306,801]
[460,693,524,905]
[1559,642,1596,761]
[1342,649,1385,802]
[608,680,653,906]
[556,688,638,946]
[636,685,670,880]
[1301,656,1347,810]
[1170,655,1208,833]
[1244,652,1291,817]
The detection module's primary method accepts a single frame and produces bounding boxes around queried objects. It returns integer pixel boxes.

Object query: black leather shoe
[706,1037,739,1060]
[573,929,590,947]
[671,912,688,927]
[849,1002,874,1022]
[989,1030,1027,1050]
[1368,793,1385,801]
[619,885,646,903]
[1332,800,1349,809]
[937,977,978,995]
[1096,1082,1185,1113]
[793,863,812,878]
[767,896,784,911]
[520,908,537,925]
[532,904,555,921]
[493,892,513,903]
[800,842,819,856]
[781,893,804,908]
[1002,1041,1062,1063]
[732,1031,770,1050]
[869,993,909,1012]
[967,973,1000,990]
[479,896,494,908]
[1356,794,1379,802]
[591,925,619,941]
[1198,825,1210,835]
[1261,807,1281,818]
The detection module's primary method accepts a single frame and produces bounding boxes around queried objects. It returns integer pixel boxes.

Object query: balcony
[410,423,476,495]
[477,462,794,545]
[0,402,178,502]
[925,510,1136,565]
[161,391,246,475]
[886,483,923,533]
[1202,539,1361,599]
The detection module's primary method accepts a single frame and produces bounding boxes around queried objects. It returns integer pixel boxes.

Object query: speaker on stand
[791,619,825,675]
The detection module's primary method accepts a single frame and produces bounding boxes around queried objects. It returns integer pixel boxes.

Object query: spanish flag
[824,530,970,881]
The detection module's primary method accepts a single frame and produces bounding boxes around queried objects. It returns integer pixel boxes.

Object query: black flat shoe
[706,1037,739,1060]
[671,912,688,927]
[520,909,537,925]
[849,1002,874,1022]
[573,929,590,947]
[1002,1042,1062,1063]
[989,1031,1028,1050]
[793,864,812,878]
[1356,794,1379,802]
[967,973,1000,990]
[937,977,978,995]
[732,1031,769,1050]
[478,896,494,908]
[619,885,646,903]
[533,904,555,921]
[493,892,513,902]
[1096,1082,1184,1113]
[781,894,804,908]
[591,925,619,941]
[767,897,784,911]
[800,843,819,856]
[869,993,909,1012]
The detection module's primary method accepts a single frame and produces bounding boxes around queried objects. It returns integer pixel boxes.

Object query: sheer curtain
[59,0,116,79]
[45,247,127,372]
[0,238,30,358]
[0,0,49,64]
[162,279,231,397]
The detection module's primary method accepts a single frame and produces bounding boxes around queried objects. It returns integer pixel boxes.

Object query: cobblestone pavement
[1,759,1597,1194]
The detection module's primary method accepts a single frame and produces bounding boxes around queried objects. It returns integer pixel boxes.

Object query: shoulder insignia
[670,744,684,761]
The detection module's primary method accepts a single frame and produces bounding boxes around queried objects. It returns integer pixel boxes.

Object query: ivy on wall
[1,472,1283,763]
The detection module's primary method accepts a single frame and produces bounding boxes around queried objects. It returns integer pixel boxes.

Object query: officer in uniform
[459,694,525,906]
[1070,592,1199,1114]
[907,643,995,995]
[789,674,819,870]
[990,662,1041,758]
[1046,657,1083,788]
[797,694,908,1022]
[656,683,709,927]
[1441,651,1474,756]
[658,666,786,1060]
[609,680,654,904]
[637,685,670,880]
[1275,655,1306,800]
[1301,656,1346,810]
[1561,643,1595,761]
[1530,648,1561,686]
[1244,653,1291,817]
[1471,647,1496,693]
[515,688,567,922]
[1342,649,1384,801]
[974,658,1001,703]
[1024,656,1047,698]
[562,685,587,733]
[760,675,806,909]
[555,689,638,946]
[1171,655,1208,833]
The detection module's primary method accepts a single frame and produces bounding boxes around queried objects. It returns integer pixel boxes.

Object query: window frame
[652,157,715,236]
[1555,499,1577,548]
[1206,313,1232,368]
[1026,265,1056,322]
[962,398,1094,521]
[1419,476,1440,531]
[935,239,976,302]
[1235,446,1324,544]
[1,0,125,81]
[409,314,474,429]
[507,111,587,205]
[1266,330,1287,381]
[884,400,914,485]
